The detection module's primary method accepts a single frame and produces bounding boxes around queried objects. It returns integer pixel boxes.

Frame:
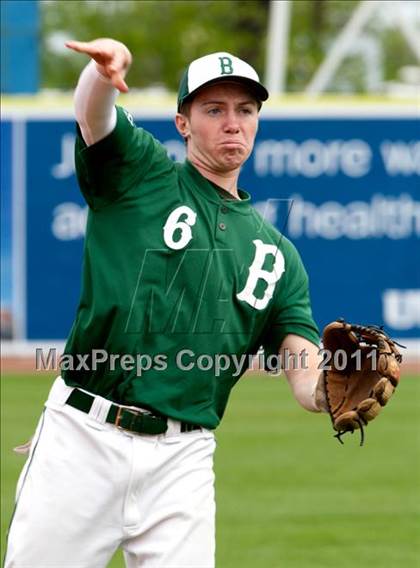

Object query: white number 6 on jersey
[163,206,197,250]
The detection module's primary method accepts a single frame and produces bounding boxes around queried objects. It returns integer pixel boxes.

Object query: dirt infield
[1,356,419,375]
[1,357,43,374]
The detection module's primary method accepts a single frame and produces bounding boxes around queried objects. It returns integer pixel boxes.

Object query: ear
[175,113,190,141]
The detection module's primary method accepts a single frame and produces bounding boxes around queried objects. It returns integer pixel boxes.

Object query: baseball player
[5,38,328,567]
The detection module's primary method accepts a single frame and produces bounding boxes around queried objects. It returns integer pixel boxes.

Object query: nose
[223,110,240,134]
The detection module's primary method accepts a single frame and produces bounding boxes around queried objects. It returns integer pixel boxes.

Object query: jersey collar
[183,160,252,215]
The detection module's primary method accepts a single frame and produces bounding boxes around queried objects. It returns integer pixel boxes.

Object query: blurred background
[3,0,420,95]
[1,2,419,567]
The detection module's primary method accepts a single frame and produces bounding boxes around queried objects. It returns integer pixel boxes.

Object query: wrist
[314,373,329,413]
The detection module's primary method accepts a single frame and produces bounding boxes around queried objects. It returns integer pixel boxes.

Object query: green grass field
[1,372,419,567]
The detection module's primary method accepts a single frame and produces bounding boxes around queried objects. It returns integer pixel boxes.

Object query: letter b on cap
[219,56,233,75]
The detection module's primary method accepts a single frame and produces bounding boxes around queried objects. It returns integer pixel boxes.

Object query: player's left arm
[279,334,328,413]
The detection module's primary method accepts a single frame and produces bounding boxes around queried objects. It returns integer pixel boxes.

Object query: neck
[188,156,241,199]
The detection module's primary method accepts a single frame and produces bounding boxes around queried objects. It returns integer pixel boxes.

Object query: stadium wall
[1,99,419,359]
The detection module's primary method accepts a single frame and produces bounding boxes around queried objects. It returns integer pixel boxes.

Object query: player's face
[179,82,259,172]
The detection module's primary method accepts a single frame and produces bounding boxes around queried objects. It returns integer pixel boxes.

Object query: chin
[219,150,249,170]
[216,159,242,172]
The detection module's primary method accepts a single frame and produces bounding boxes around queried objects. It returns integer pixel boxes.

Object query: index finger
[65,41,101,57]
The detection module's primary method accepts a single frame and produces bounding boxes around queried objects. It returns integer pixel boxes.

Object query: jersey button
[221,206,229,214]
[219,222,226,231]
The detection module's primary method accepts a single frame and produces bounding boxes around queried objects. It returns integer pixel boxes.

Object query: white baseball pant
[5,377,216,568]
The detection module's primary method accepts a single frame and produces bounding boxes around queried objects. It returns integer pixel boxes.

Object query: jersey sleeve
[74,105,172,209]
[261,238,320,357]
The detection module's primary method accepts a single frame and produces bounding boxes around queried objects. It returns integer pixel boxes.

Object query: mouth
[219,141,245,148]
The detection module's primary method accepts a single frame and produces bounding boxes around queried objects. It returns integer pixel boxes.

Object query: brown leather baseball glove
[322,320,402,445]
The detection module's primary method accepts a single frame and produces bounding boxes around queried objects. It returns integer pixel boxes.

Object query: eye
[207,107,221,115]
[239,107,253,115]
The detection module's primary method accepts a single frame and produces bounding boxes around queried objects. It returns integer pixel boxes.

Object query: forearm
[280,334,328,413]
[74,60,118,146]
[286,370,328,413]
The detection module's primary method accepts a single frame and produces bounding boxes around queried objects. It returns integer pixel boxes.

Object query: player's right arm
[66,38,132,146]
[65,38,171,210]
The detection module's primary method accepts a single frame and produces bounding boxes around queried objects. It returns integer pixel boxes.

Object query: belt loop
[89,396,112,424]
[165,419,181,437]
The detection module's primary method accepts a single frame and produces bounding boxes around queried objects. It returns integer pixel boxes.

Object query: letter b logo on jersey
[219,56,234,75]
[237,240,285,310]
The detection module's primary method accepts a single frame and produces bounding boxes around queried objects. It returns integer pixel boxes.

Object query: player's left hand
[322,319,402,445]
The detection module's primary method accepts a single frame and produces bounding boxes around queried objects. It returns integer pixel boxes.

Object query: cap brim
[178,75,269,110]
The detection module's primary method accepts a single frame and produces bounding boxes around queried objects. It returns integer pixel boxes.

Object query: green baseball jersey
[62,106,319,429]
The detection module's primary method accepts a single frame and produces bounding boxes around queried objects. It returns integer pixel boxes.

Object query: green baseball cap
[177,52,269,111]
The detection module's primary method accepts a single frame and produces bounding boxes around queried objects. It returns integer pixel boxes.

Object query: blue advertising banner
[8,113,420,341]
[0,120,13,339]
[25,120,86,339]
